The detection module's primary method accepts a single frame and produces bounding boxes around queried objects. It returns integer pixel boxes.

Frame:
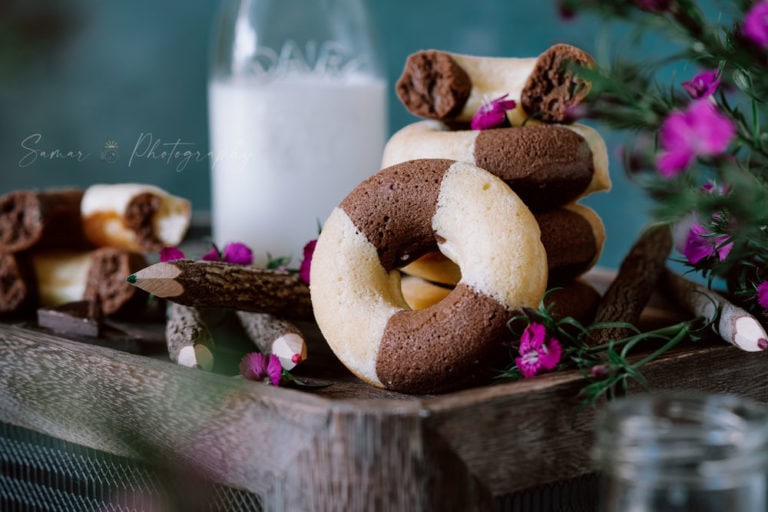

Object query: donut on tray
[310,159,547,393]
[382,121,610,210]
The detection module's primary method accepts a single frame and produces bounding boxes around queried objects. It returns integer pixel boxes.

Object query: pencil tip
[126,274,137,284]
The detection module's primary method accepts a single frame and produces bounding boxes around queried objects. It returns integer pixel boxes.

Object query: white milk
[208,76,387,266]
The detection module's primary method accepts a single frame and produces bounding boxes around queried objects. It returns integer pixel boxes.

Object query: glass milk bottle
[593,392,768,512]
[208,0,387,266]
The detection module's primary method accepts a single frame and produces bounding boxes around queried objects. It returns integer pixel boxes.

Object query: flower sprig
[500,291,708,405]
[559,0,768,319]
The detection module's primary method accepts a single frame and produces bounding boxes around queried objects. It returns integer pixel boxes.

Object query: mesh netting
[0,422,597,511]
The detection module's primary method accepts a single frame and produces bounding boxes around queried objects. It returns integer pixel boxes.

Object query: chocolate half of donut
[521,44,594,123]
[340,159,454,271]
[396,51,472,120]
[0,189,88,252]
[474,126,594,210]
[0,252,36,314]
[83,248,148,316]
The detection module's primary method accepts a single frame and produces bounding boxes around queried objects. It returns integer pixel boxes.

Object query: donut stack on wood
[386,43,611,326]
[311,44,611,394]
[0,184,191,316]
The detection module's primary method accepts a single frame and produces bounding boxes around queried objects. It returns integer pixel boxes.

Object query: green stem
[632,324,690,368]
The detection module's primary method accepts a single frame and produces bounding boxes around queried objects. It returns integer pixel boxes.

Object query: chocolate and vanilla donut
[396,44,593,125]
[382,121,610,210]
[81,184,191,252]
[310,159,547,393]
[402,203,605,286]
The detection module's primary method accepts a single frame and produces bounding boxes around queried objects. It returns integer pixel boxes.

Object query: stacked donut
[387,44,611,325]
[310,44,610,394]
[0,184,191,316]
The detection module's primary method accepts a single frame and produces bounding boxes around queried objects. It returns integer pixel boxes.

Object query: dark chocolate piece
[521,44,594,123]
[0,189,88,252]
[37,300,102,337]
[339,159,454,271]
[474,126,594,210]
[83,248,148,316]
[396,50,472,120]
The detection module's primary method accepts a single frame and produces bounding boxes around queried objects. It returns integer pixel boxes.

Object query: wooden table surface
[1,269,767,511]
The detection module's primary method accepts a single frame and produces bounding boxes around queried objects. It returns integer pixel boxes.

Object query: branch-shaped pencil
[661,268,768,352]
[166,303,216,370]
[235,311,307,370]
[589,225,673,345]
[127,260,313,320]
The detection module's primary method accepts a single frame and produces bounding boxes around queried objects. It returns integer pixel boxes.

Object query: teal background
[0,0,666,269]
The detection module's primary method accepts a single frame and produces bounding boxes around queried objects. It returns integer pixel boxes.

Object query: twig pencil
[0,252,36,314]
[166,303,216,370]
[661,268,768,352]
[127,260,313,320]
[236,311,307,370]
[589,225,673,345]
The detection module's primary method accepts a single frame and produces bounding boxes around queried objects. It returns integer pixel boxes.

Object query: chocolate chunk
[521,44,594,123]
[396,51,472,120]
[0,252,36,314]
[0,189,88,252]
[474,126,594,210]
[339,159,454,271]
[537,208,598,284]
[376,284,509,394]
[37,300,102,337]
[83,248,148,315]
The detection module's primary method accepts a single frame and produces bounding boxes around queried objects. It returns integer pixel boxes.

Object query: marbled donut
[310,159,547,393]
[382,121,610,210]
[396,44,594,125]
[402,203,605,286]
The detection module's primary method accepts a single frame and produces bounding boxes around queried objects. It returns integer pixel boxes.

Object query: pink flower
[471,94,517,130]
[160,246,185,262]
[656,100,736,177]
[221,242,253,265]
[299,239,317,284]
[201,244,221,262]
[683,222,733,264]
[515,323,562,378]
[681,69,721,99]
[744,1,768,48]
[239,352,282,386]
[757,281,768,309]
[201,242,253,265]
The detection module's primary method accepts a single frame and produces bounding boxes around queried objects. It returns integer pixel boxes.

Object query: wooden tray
[1,270,767,511]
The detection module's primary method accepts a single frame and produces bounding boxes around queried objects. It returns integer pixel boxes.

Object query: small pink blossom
[240,352,282,386]
[299,239,317,284]
[515,323,562,378]
[682,69,721,99]
[656,100,736,177]
[683,222,733,264]
[757,281,768,309]
[471,94,517,130]
[221,242,253,265]
[160,247,185,262]
[744,1,768,48]
[201,244,221,261]
[201,242,253,265]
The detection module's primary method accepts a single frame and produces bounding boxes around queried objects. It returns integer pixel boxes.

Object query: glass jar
[208,0,386,266]
[593,391,768,512]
